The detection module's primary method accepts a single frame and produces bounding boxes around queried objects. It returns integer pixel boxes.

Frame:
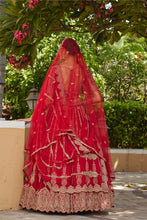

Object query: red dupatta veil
[24,38,115,188]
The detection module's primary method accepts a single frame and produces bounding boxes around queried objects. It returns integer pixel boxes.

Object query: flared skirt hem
[20,184,114,213]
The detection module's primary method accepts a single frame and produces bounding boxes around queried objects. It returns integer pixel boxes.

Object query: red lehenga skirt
[20,103,114,213]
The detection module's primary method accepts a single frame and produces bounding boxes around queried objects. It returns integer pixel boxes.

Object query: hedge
[103,101,147,149]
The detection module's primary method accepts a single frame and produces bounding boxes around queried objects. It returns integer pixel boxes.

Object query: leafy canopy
[0,0,146,66]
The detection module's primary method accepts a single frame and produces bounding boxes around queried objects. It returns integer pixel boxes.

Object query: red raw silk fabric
[21,38,115,213]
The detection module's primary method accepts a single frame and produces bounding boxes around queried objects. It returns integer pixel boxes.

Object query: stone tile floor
[0,172,147,220]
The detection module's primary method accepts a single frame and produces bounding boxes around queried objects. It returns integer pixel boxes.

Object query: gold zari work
[20,184,114,213]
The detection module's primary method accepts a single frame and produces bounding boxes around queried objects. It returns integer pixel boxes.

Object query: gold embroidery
[51,172,57,185]
[85,158,90,185]
[27,127,105,169]
[57,132,76,137]
[44,93,54,101]
[67,159,74,164]
[23,162,31,171]
[77,139,106,161]
[76,157,82,185]
[40,157,62,169]
[20,184,114,213]
[30,162,36,184]
[67,135,80,154]
[31,140,57,156]
[81,153,98,160]
[44,171,99,179]
[46,180,109,194]
[100,159,108,183]
[48,75,55,80]
[61,165,67,186]
[60,140,71,159]
[38,173,41,183]
[93,160,99,184]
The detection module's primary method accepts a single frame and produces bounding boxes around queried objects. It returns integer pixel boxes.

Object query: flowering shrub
[9,1,114,70]
[0,0,146,72]
[13,24,29,44]
[28,0,39,9]
[8,54,31,70]
[22,23,29,31]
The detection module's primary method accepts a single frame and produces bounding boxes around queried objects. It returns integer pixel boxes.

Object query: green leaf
[0,19,16,29]
[0,7,16,16]
[30,45,37,65]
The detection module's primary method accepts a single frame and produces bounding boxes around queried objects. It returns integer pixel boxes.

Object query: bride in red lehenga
[20,38,115,213]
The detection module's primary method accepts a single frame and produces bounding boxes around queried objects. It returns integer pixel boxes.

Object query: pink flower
[8,60,12,65]
[51,25,55,29]
[23,32,27,38]
[8,55,30,70]
[13,31,18,39]
[97,3,104,12]
[13,28,28,44]
[100,3,104,9]
[22,24,29,31]
[96,14,101,18]
[28,0,39,9]
[13,30,23,41]
[109,8,114,13]
[14,31,23,44]
[105,11,108,16]
[28,3,34,8]
[17,39,22,44]
[22,57,28,62]
[8,55,16,65]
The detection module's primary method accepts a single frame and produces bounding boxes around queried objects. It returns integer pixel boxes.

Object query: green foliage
[0,0,146,64]
[3,64,33,119]
[104,101,147,149]
[96,34,147,102]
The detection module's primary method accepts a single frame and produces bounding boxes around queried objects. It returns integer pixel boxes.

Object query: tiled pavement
[0,172,147,220]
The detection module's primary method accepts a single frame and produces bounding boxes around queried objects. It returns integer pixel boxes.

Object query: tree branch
[136,31,147,38]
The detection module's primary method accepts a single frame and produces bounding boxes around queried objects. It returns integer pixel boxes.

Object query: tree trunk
[0,1,6,118]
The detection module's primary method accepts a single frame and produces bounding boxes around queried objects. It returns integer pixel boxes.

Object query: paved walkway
[0,172,147,220]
